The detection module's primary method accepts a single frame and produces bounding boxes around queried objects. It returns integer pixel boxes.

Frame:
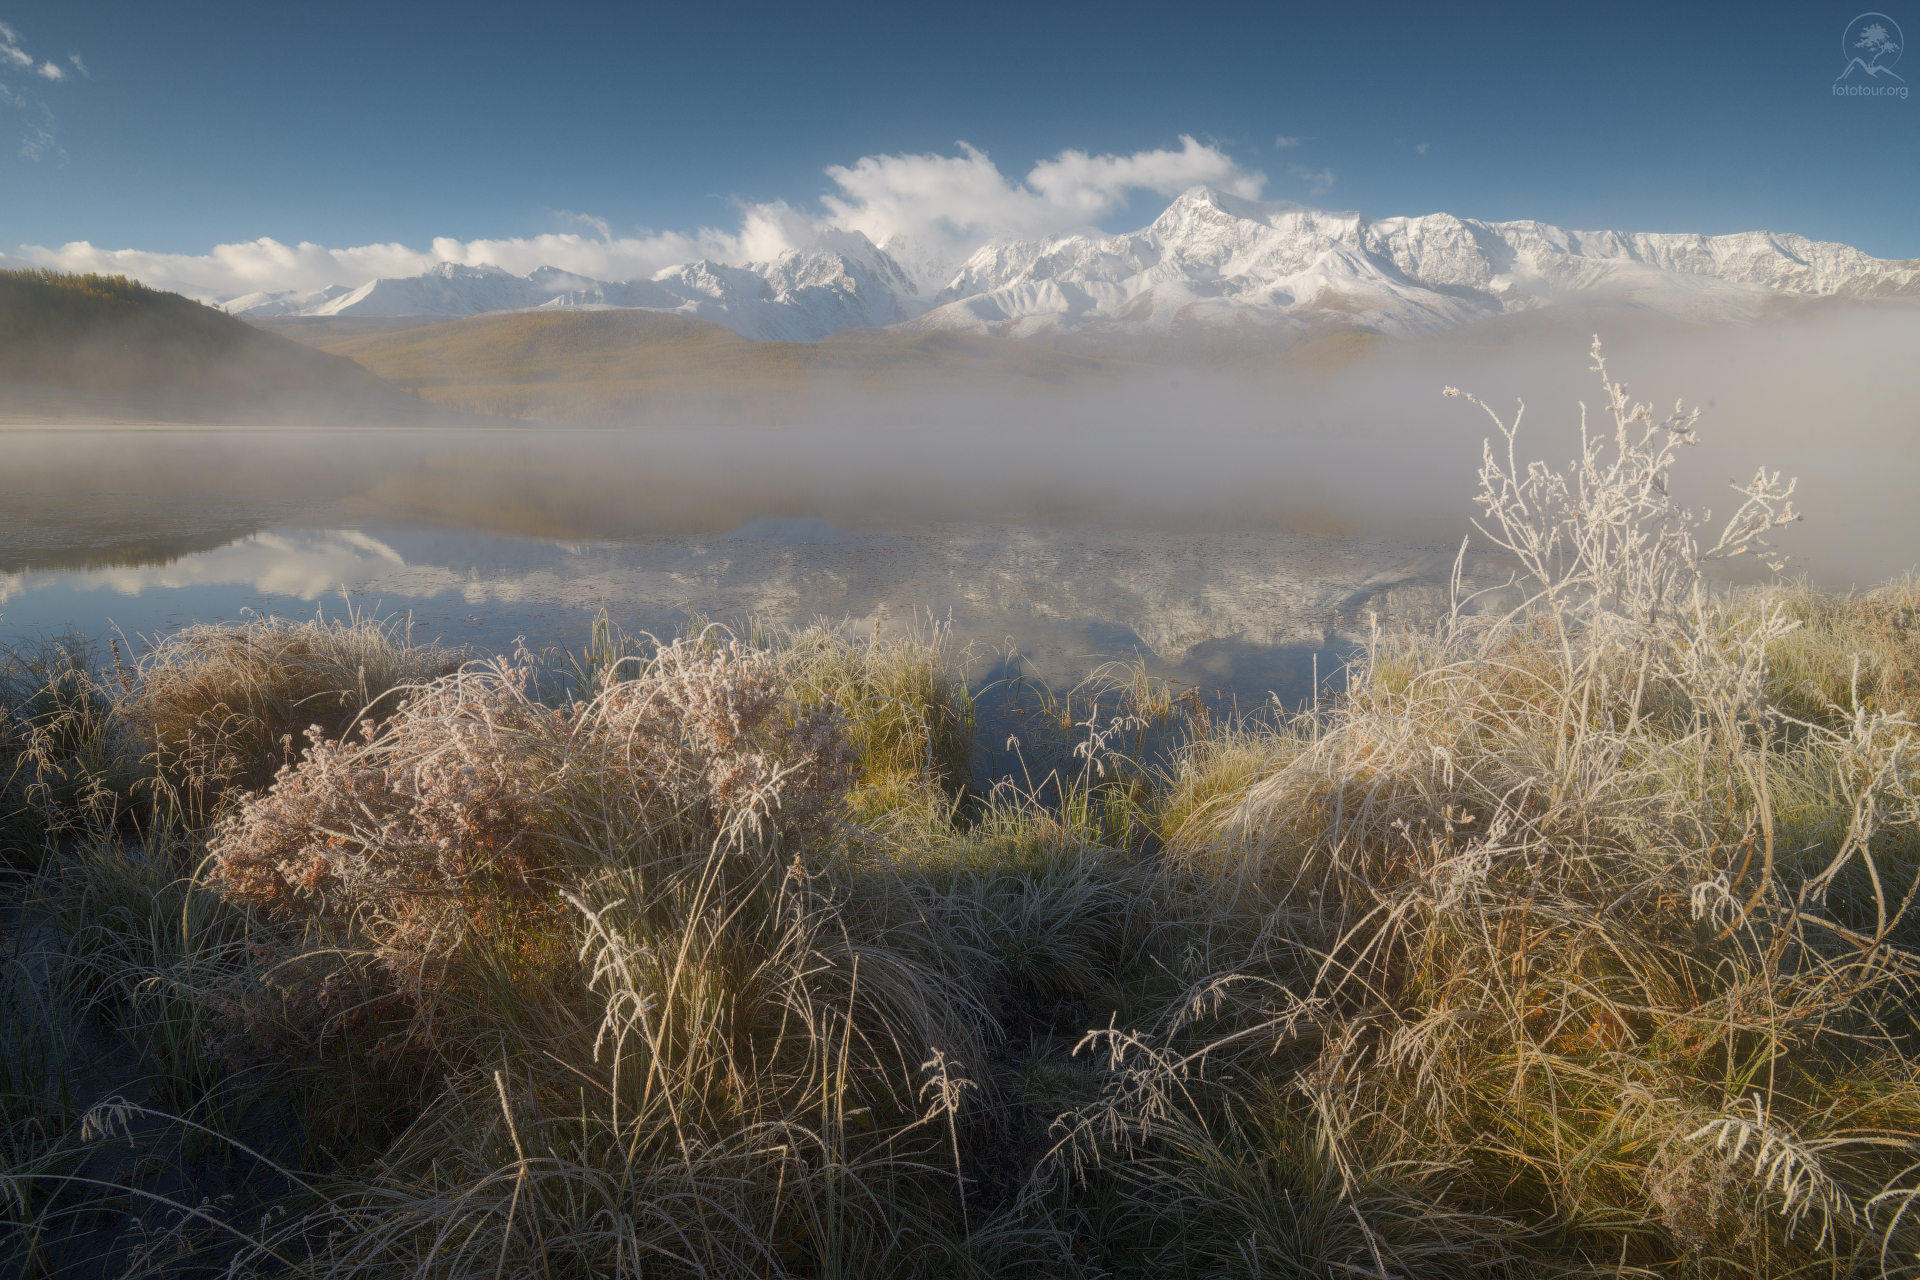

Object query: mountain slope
[227,233,926,341]
[0,269,473,424]
[285,309,1129,422]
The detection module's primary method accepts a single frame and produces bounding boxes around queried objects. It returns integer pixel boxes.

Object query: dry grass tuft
[1043,341,1920,1275]
[779,617,976,828]
[0,636,130,863]
[1768,576,1920,727]
[124,611,460,822]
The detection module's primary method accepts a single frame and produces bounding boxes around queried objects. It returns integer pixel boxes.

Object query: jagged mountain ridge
[903,189,1920,338]
[222,189,1920,342]
[224,232,919,342]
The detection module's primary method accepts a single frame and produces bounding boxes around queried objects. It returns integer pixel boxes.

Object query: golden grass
[280,310,1134,422]
[0,636,129,862]
[6,582,1920,1276]
[123,611,461,823]
[778,619,976,827]
[1767,575,1920,726]
[1024,348,1920,1277]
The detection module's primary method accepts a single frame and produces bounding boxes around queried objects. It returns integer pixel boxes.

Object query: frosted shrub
[585,636,858,848]
[207,637,856,994]
[126,613,460,822]
[1448,337,1798,632]
[206,653,556,994]
[196,637,966,1279]
[1053,340,1920,1275]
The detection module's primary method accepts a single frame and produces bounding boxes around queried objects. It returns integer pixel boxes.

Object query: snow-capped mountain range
[221,228,920,343]
[221,188,1920,342]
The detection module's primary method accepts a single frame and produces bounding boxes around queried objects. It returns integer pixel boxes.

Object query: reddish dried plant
[206,638,856,995]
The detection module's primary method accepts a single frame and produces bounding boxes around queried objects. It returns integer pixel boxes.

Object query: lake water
[0,426,1483,705]
[8,313,1918,708]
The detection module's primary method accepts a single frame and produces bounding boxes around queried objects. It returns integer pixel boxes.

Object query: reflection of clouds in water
[3,521,1489,686]
[351,523,1473,656]
[1,527,726,615]
[6,530,409,601]
[333,531,407,563]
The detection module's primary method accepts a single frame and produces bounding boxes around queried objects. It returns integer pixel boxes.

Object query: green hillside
[0,270,468,423]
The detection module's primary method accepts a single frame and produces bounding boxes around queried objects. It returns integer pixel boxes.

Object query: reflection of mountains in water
[0,503,266,577]
[8,519,1500,679]
[1,530,254,576]
[353,522,1480,657]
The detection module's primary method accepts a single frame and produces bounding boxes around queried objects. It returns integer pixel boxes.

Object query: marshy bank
[5,346,1920,1277]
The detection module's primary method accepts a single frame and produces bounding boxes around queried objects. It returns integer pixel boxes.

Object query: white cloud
[67,53,86,76]
[18,119,55,160]
[0,80,59,161]
[5,137,1270,299]
[1274,135,1302,149]
[1028,135,1262,215]
[556,210,613,241]
[1289,165,1336,196]
[820,135,1263,286]
[0,20,75,159]
[1416,142,1430,155]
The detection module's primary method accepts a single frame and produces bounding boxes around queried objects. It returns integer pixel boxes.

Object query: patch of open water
[0,427,1486,706]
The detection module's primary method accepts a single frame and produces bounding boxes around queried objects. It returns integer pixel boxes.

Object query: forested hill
[0,270,471,423]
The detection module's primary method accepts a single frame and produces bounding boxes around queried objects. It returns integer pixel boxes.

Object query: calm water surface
[2,426,1479,703]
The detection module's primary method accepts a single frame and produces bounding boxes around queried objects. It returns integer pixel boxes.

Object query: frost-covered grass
[5,342,1920,1276]
[124,610,463,825]
[0,634,130,862]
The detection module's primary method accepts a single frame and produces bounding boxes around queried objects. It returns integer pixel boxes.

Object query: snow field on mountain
[222,187,1920,343]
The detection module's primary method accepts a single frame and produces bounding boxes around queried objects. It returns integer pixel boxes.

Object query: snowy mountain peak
[425,261,512,280]
[900,187,1920,339]
[1156,186,1319,226]
[221,239,924,341]
[777,226,916,292]
[221,191,1919,342]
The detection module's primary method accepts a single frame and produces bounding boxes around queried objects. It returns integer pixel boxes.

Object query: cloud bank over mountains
[821,137,1265,290]
[3,137,1266,300]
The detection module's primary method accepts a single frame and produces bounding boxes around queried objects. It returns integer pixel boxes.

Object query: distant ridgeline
[259,309,1130,424]
[0,269,470,424]
[259,308,1384,424]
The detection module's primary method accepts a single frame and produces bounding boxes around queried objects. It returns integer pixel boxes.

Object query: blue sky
[1,0,1914,296]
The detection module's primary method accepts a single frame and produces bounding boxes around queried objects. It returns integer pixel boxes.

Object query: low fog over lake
[6,307,1916,696]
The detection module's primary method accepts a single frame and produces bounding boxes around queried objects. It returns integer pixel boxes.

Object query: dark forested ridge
[0,270,473,423]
